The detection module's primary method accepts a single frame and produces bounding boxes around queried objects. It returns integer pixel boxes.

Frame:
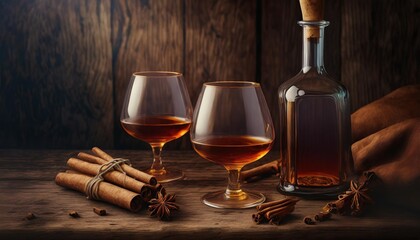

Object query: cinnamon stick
[68,211,80,218]
[89,148,157,186]
[304,216,316,225]
[55,172,143,212]
[92,147,114,161]
[77,152,106,165]
[252,198,299,225]
[252,213,265,224]
[257,202,295,217]
[269,214,289,225]
[93,207,107,216]
[314,211,331,221]
[265,205,295,220]
[241,160,279,182]
[67,158,152,200]
[257,197,299,211]
[253,205,294,224]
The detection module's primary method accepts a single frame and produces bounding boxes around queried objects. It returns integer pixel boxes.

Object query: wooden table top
[0,149,419,239]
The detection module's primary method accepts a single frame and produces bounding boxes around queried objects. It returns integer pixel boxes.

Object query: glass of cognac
[120,71,193,183]
[191,81,275,208]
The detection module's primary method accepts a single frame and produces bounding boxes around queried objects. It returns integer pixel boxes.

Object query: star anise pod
[148,191,179,220]
[323,172,381,216]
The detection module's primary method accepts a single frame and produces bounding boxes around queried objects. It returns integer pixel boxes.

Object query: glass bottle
[277,20,353,198]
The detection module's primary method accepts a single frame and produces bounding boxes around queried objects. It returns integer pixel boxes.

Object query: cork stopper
[299,0,324,38]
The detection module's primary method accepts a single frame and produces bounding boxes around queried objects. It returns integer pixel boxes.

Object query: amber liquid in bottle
[278,21,352,198]
[192,136,273,170]
[121,116,191,144]
[292,96,340,187]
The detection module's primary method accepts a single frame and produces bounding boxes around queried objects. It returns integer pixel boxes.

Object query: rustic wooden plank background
[0,0,114,149]
[0,0,418,149]
[341,0,420,110]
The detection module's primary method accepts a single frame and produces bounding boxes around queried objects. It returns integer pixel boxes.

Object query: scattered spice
[303,216,316,225]
[148,191,179,221]
[314,211,331,221]
[93,207,107,216]
[252,198,299,225]
[323,172,381,216]
[24,212,36,220]
[303,212,332,225]
[68,210,80,218]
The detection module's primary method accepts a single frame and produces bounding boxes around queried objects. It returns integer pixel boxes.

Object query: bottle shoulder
[278,69,348,99]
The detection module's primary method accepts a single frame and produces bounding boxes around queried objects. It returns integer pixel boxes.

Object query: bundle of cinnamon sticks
[252,198,299,225]
[55,147,163,212]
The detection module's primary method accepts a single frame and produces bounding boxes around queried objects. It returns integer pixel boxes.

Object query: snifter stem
[150,145,166,175]
[225,169,245,199]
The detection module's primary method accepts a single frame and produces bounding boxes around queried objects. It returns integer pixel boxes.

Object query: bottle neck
[299,21,329,73]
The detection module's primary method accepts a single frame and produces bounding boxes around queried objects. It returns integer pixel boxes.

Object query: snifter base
[147,168,184,183]
[201,190,266,209]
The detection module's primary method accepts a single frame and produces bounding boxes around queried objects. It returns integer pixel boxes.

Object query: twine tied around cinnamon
[85,158,131,200]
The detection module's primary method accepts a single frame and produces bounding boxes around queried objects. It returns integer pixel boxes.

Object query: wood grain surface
[341,0,420,111]
[0,0,418,149]
[0,150,419,239]
[0,0,113,148]
[185,0,257,103]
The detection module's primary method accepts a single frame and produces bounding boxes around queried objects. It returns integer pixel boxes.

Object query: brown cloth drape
[350,85,420,209]
[352,85,420,142]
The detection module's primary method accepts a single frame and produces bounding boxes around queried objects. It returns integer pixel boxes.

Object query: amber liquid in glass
[192,136,273,169]
[121,116,191,144]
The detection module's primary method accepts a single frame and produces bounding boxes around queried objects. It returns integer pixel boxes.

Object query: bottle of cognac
[277,0,353,198]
